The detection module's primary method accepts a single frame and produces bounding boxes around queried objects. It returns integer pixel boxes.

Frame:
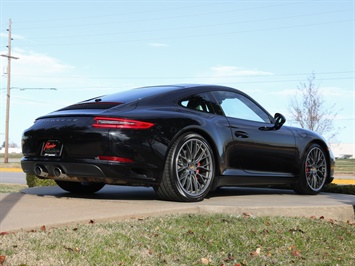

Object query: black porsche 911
[21,84,335,202]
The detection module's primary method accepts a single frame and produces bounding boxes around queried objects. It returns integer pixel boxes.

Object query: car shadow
[21,185,355,206]
[22,185,158,201]
[208,186,296,198]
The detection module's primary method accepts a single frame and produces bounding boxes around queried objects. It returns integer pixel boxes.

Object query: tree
[289,73,340,143]
[2,141,18,148]
[9,142,18,148]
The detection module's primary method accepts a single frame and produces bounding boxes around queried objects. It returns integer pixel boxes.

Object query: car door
[179,92,236,174]
[212,90,298,176]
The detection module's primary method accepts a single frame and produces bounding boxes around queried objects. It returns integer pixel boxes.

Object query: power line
[3,3,351,43]
[4,70,354,81]
[1,77,353,92]
[17,18,352,47]
[11,87,57,91]
[6,2,293,29]
[23,9,352,40]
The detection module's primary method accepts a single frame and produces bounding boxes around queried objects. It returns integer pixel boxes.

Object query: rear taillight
[92,117,154,129]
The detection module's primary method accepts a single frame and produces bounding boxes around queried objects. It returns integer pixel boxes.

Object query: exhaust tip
[34,165,48,178]
[53,167,67,179]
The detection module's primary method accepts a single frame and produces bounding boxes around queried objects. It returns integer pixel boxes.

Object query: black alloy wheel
[292,143,328,195]
[156,132,215,202]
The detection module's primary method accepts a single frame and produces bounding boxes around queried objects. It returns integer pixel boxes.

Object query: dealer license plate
[41,140,63,157]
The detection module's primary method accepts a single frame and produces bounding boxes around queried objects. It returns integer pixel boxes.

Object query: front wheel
[292,144,328,195]
[55,180,105,194]
[155,133,215,202]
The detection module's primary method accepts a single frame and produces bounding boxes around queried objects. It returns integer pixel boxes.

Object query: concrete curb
[0,186,354,232]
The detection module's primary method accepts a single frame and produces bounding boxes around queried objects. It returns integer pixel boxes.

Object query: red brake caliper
[305,162,310,178]
[196,162,201,180]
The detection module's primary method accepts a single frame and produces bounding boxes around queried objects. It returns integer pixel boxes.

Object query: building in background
[330,143,354,159]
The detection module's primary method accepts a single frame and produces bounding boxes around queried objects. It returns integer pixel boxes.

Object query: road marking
[332,179,355,185]
[0,168,23,172]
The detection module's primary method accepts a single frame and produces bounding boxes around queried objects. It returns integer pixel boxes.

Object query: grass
[0,154,22,168]
[0,157,354,265]
[335,159,355,175]
[0,154,22,159]
[323,183,355,195]
[0,162,21,168]
[0,214,354,265]
[0,184,27,193]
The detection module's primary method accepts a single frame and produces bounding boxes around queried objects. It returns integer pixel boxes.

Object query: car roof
[83,84,237,104]
[55,84,238,113]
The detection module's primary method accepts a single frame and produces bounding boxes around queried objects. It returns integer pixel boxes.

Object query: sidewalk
[1,186,354,232]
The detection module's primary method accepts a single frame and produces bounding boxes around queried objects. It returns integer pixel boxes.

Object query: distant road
[0,166,353,185]
[0,171,26,184]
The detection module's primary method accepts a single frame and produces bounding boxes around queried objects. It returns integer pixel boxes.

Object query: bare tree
[9,142,19,148]
[289,73,340,142]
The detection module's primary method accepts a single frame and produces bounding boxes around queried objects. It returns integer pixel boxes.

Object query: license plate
[41,140,63,157]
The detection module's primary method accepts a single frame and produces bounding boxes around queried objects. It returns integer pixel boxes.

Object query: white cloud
[192,65,273,85]
[319,86,348,97]
[0,48,77,89]
[12,49,74,74]
[269,86,348,98]
[210,65,273,77]
[269,89,298,96]
[0,32,25,40]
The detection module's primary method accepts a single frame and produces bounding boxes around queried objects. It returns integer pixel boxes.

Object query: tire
[55,180,105,194]
[292,144,328,195]
[155,132,215,202]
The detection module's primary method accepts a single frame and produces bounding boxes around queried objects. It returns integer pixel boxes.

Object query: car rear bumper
[21,157,160,186]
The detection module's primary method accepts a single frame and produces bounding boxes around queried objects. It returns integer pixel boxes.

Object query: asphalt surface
[0,171,27,184]
[1,168,354,185]
[1,184,354,233]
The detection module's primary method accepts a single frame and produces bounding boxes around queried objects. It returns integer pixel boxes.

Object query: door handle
[235,131,249,138]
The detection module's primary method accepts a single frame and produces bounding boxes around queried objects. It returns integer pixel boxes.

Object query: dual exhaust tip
[34,165,67,179]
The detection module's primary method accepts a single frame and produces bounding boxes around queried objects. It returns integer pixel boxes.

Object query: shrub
[323,183,355,195]
[26,174,57,187]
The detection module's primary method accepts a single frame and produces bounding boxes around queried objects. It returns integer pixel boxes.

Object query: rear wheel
[155,132,215,202]
[55,180,105,194]
[292,144,328,195]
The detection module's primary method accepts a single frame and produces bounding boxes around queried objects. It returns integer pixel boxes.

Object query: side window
[179,93,214,113]
[212,91,271,123]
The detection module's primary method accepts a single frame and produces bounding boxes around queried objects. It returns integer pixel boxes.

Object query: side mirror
[259,113,286,131]
[274,113,286,130]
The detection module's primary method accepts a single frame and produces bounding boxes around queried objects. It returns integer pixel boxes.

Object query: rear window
[91,86,181,103]
[58,102,121,111]
[58,85,181,111]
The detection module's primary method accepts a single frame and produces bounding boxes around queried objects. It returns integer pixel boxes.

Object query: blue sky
[0,0,354,147]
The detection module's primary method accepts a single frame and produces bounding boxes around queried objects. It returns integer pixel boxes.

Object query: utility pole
[1,19,19,163]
